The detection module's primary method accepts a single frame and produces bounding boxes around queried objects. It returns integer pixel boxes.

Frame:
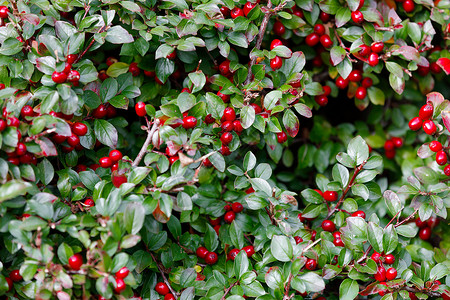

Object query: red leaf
[437,57,450,75]
[359,282,388,296]
[36,137,58,156]
[426,92,445,107]
[22,14,40,26]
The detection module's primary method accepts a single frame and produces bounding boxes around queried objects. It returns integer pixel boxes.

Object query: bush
[0,0,449,299]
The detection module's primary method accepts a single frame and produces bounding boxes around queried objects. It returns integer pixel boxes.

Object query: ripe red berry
[232,202,244,213]
[84,198,95,207]
[243,245,255,257]
[320,34,333,48]
[221,145,231,156]
[430,62,442,74]
[427,216,439,228]
[221,120,234,132]
[384,254,395,264]
[182,116,197,129]
[169,156,179,165]
[129,62,140,76]
[196,246,209,259]
[403,0,415,12]
[221,107,236,122]
[319,11,330,22]
[294,236,303,244]
[359,45,371,56]
[220,6,230,17]
[371,42,384,53]
[109,150,123,162]
[409,117,422,131]
[270,56,283,70]
[135,102,146,117]
[233,120,243,133]
[322,85,331,96]
[273,21,285,36]
[314,24,325,36]
[371,252,381,263]
[436,151,448,166]
[99,157,113,168]
[155,282,170,295]
[375,266,386,281]
[220,132,233,145]
[115,267,130,279]
[368,53,379,67]
[67,54,78,64]
[217,89,230,103]
[333,237,344,247]
[219,60,231,75]
[72,122,87,136]
[384,140,394,151]
[305,33,320,47]
[419,227,431,240]
[9,270,22,282]
[15,142,27,156]
[20,105,34,118]
[114,278,126,294]
[351,10,364,23]
[270,39,283,49]
[321,220,336,232]
[386,268,397,281]
[349,70,362,82]
[277,131,288,143]
[423,120,437,135]
[419,103,434,120]
[305,258,317,270]
[415,218,427,228]
[323,190,338,201]
[352,210,366,219]
[336,76,349,89]
[67,134,80,147]
[5,277,12,291]
[166,50,176,60]
[92,104,107,119]
[205,252,218,265]
[444,165,450,176]
[385,149,396,159]
[243,1,256,16]
[0,119,6,132]
[355,86,367,100]
[228,248,240,260]
[68,253,83,270]
[361,77,373,88]
[224,211,236,224]
[205,114,215,124]
[67,70,80,82]
[391,137,403,148]
[230,7,244,19]
[0,6,10,19]
[210,217,221,226]
[52,71,67,84]
[315,95,328,106]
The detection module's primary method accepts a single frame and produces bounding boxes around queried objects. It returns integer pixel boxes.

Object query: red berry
[9,270,22,282]
[430,62,442,74]
[205,114,215,124]
[84,198,95,207]
[232,202,244,213]
[348,70,362,82]
[323,190,338,201]
[415,218,427,228]
[221,145,231,156]
[0,6,9,19]
[219,60,231,75]
[315,95,328,106]
[419,227,431,240]
[314,24,325,36]
[243,2,256,16]
[220,132,233,145]
[384,140,394,151]
[391,137,403,148]
[221,120,234,132]
[355,87,367,100]
[109,150,123,162]
[66,54,78,64]
[359,45,371,56]
[277,131,288,143]
[371,42,384,53]
[319,34,333,48]
[384,254,395,264]
[5,277,12,292]
[292,6,304,18]
[427,216,439,228]
[423,120,436,135]
[436,151,448,166]
[72,122,87,136]
[129,62,140,76]
[228,248,240,260]
[419,102,434,120]
[409,117,422,131]
[182,116,197,129]
[294,236,303,244]
[371,252,382,263]
[321,220,336,232]
[243,245,255,257]
[217,89,230,103]
[224,211,236,224]
[115,267,130,279]
[336,76,349,89]
[233,120,243,133]
[305,33,320,47]
[403,0,415,12]
[270,39,283,49]
[270,56,283,70]
[7,116,20,127]
[220,6,230,17]
[98,70,109,81]
[352,210,366,219]
[20,105,34,118]
[319,11,330,22]
[166,50,176,60]
[230,7,244,19]
[322,85,331,96]
[165,295,175,300]
[68,253,83,270]
[351,10,364,23]
[15,142,27,156]
[305,258,317,270]
[135,102,146,117]
[250,103,262,114]
[196,247,209,259]
[221,107,236,122]
[444,165,450,176]
[246,187,255,194]
[225,204,232,211]
[169,156,179,165]
[417,65,430,76]
[205,252,218,265]
[155,282,170,295]
[368,53,379,67]
[210,217,221,226]
[0,119,6,132]
[361,77,373,88]
[52,71,67,84]
[333,237,344,247]
[375,266,386,281]
[385,149,396,159]
[386,268,397,281]
[273,21,285,36]
[67,134,80,146]
[99,157,113,168]
[92,104,107,119]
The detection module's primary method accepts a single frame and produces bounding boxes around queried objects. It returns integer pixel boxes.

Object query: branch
[23,128,57,142]
[132,118,160,167]
[8,0,30,51]
[327,159,367,217]
[301,238,322,255]
[283,274,294,300]
[221,282,238,300]
[149,252,178,299]
[74,26,107,63]
[394,208,419,228]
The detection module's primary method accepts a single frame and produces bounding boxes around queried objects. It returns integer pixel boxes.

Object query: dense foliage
[0,0,449,299]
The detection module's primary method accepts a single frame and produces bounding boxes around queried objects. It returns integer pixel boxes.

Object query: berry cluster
[335,70,373,101]
[196,246,218,265]
[408,102,436,135]
[227,245,255,260]
[223,201,244,224]
[155,282,175,300]
[415,215,439,241]
[51,55,81,85]
[370,252,398,295]
[383,137,403,159]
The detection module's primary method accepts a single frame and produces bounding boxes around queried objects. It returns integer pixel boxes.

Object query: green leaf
[298,272,325,292]
[347,136,369,166]
[301,188,325,204]
[243,151,257,171]
[229,221,244,249]
[205,92,226,119]
[339,279,359,300]
[383,190,403,217]
[204,224,219,252]
[100,78,118,101]
[383,225,398,254]
[124,202,145,235]
[156,58,175,83]
[264,91,282,111]
[57,243,74,265]
[367,222,384,253]
[105,26,134,44]
[0,180,32,202]
[234,251,249,279]
[94,119,118,148]
[209,152,225,172]
[270,235,293,262]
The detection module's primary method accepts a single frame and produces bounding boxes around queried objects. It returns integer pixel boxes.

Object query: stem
[384,210,401,228]
[149,252,178,299]
[394,208,419,228]
[356,245,372,264]
[74,26,107,63]
[8,0,29,51]
[24,128,57,142]
[132,118,160,167]
[301,238,322,254]
[327,160,367,217]
[283,274,293,300]
[221,282,238,300]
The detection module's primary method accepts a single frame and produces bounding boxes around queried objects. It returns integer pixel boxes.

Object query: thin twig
[132,118,160,167]
[149,252,178,299]
[74,25,107,63]
[301,238,322,255]
[221,282,238,300]
[394,208,419,228]
[24,128,57,142]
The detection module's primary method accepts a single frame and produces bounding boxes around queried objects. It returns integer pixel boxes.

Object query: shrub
[0,0,449,299]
